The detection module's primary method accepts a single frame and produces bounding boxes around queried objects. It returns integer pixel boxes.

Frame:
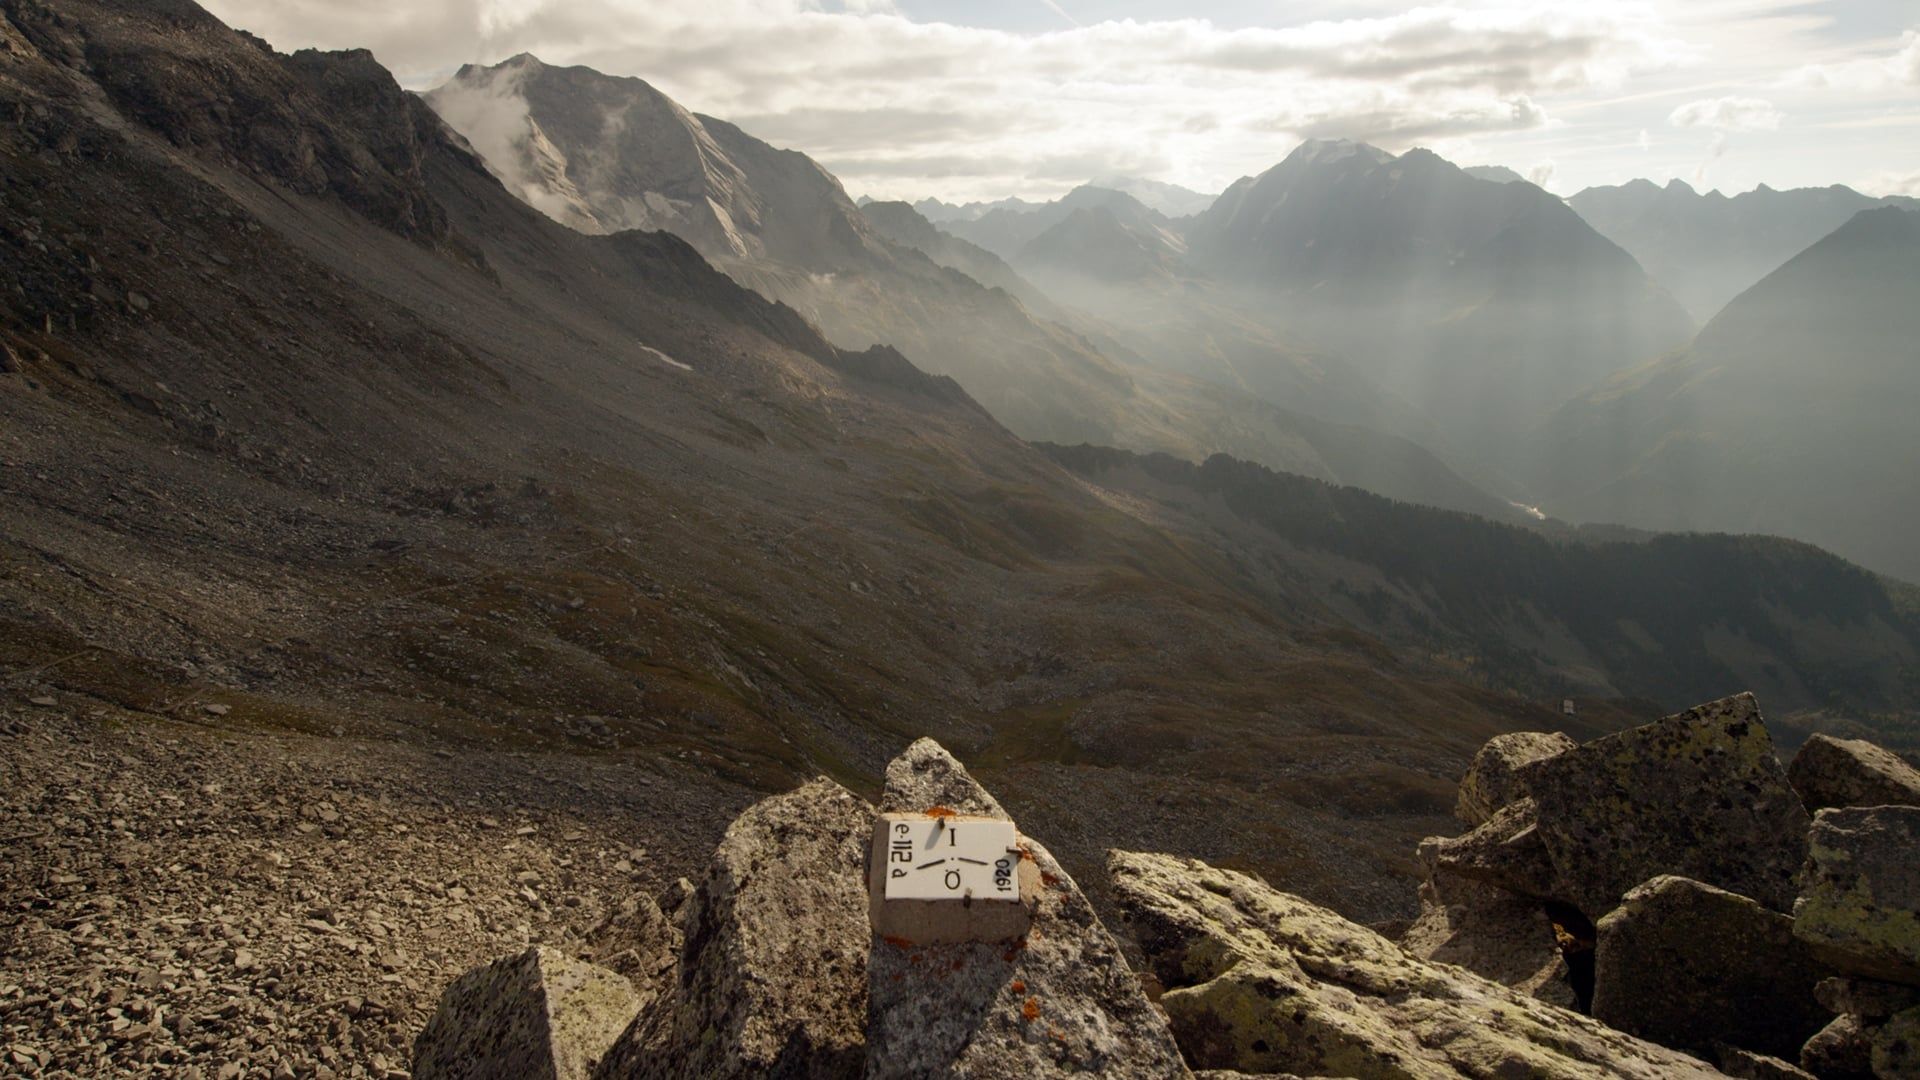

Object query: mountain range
[8,0,1920,938]
[1536,205,1920,583]
[1568,178,1920,323]
[422,56,1508,516]
[1185,140,1697,473]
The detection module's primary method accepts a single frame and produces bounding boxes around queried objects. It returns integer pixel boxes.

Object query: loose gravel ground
[0,697,752,1079]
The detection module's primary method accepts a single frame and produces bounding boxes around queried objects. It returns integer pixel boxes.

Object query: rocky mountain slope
[1568,178,1920,322]
[1043,446,1920,721]
[1534,206,1920,583]
[1185,139,1696,475]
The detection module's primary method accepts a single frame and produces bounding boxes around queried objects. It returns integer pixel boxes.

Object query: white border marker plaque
[868,812,1036,945]
[882,816,1021,901]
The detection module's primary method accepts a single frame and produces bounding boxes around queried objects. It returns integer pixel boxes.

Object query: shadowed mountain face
[1535,206,1920,584]
[1186,140,1696,475]
[1568,179,1920,323]
[7,0,1919,923]
[943,184,1181,262]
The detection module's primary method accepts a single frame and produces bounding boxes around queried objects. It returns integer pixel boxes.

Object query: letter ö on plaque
[867,812,1034,945]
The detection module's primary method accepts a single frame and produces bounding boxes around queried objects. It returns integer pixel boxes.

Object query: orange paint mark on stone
[1021,997,1041,1022]
[882,935,915,949]
[924,805,957,818]
[1010,980,1027,994]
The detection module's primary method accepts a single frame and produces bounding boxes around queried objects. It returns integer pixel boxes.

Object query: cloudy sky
[200,0,1920,203]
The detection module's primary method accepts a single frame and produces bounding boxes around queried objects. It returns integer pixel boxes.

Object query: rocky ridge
[409,703,1920,1078]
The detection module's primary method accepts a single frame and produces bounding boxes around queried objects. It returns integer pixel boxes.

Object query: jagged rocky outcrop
[1590,876,1828,1059]
[1454,731,1575,826]
[1789,734,1920,813]
[1520,693,1809,915]
[864,740,1188,1078]
[408,710,1920,1078]
[1413,693,1920,1078]
[416,741,1183,1079]
[1108,850,1724,1078]
[413,947,642,1080]
[1793,806,1920,985]
[597,777,872,1078]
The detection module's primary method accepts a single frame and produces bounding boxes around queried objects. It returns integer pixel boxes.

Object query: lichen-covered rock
[1520,693,1809,915]
[1591,876,1828,1059]
[1816,977,1920,1023]
[1715,1047,1817,1080]
[1400,871,1575,1008]
[1788,734,1920,813]
[598,778,873,1079]
[414,946,641,1080]
[1871,1006,1920,1078]
[1416,798,1558,899]
[1801,1015,1875,1080]
[1108,850,1726,1079]
[1456,731,1575,825]
[1793,806,1920,985]
[863,739,1189,1079]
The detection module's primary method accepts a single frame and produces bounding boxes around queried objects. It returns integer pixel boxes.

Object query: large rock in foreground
[1520,693,1809,915]
[1590,876,1828,1059]
[1400,870,1576,1009]
[598,778,873,1079]
[1108,850,1725,1079]
[414,946,641,1080]
[1793,805,1920,985]
[1788,734,1920,813]
[1455,731,1575,826]
[863,739,1188,1079]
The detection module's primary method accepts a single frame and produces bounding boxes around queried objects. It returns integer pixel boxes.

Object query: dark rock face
[1788,733,1920,812]
[597,778,873,1079]
[1455,731,1575,826]
[1816,977,1920,1023]
[863,740,1187,1078]
[1716,1046,1819,1080]
[1873,1006,1920,1078]
[1400,870,1576,1009]
[1793,805,1920,985]
[1520,693,1810,915]
[413,946,641,1080]
[1590,876,1828,1059]
[1107,850,1724,1079]
[1417,797,1558,898]
[1801,1014,1875,1079]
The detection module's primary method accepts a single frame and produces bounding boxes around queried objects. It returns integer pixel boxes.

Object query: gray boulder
[1801,1015,1874,1079]
[863,739,1188,1079]
[1108,850,1726,1079]
[1416,797,1558,899]
[1793,806,1920,985]
[598,777,873,1079]
[414,946,641,1080]
[1788,734,1920,813]
[1816,977,1920,1023]
[1456,731,1575,825]
[1872,1006,1920,1078]
[1716,1047,1817,1080]
[1400,870,1576,1008]
[1520,692,1809,915]
[1590,876,1828,1059]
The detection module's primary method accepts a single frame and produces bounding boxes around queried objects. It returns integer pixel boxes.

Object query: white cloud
[1787,28,1920,91]
[1863,168,1920,197]
[199,0,1691,200]
[1668,95,1783,131]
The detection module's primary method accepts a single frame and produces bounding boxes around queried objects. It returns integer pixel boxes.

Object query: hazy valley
[4,0,1920,1077]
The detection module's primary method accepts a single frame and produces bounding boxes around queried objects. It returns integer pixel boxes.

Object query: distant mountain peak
[1284,138,1394,168]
